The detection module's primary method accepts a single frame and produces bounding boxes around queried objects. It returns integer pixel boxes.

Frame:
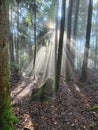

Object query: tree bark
[54,0,59,90]
[55,0,65,92]
[65,0,73,81]
[94,8,98,68]
[9,5,14,63]
[9,33,14,62]
[33,0,37,78]
[28,42,33,63]
[0,0,14,129]
[72,0,80,71]
[80,0,93,82]
[16,5,19,64]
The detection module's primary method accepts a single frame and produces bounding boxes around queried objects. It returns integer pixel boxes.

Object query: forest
[0,0,98,130]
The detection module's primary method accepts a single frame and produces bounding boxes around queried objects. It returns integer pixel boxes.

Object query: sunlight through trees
[0,0,98,129]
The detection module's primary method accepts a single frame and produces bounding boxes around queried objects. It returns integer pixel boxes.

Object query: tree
[16,4,20,65]
[33,0,37,78]
[55,0,65,92]
[94,4,98,68]
[54,0,59,90]
[65,0,73,81]
[80,0,93,82]
[72,0,80,71]
[0,0,17,129]
[9,6,14,63]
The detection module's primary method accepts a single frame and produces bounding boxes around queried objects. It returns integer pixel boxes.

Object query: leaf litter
[11,69,98,130]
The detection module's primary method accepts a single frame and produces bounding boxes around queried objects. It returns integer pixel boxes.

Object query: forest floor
[11,69,98,130]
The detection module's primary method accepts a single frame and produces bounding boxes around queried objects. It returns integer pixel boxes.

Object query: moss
[0,106,19,130]
[65,75,72,82]
[0,2,18,130]
[0,70,18,130]
[88,106,98,112]
[32,77,54,102]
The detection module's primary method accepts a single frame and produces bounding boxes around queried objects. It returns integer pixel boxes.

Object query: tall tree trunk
[9,5,14,63]
[16,5,19,64]
[0,0,14,129]
[72,0,80,71]
[33,0,37,78]
[9,6,15,79]
[94,9,98,68]
[55,0,59,89]
[95,34,98,68]
[28,42,33,63]
[65,0,73,81]
[9,33,14,62]
[80,0,93,82]
[55,0,65,92]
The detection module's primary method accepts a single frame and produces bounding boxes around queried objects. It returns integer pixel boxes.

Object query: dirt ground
[11,69,98,130]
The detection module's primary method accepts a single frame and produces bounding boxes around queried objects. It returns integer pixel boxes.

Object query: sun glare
[46,21,55,29]
[24,31,67,79]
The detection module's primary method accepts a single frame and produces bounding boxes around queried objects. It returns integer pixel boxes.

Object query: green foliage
[0,107,19,130]
[32,89,44,101]
[3,110,19,124]
[10,62,22,72]
[89,106,98,111]
[25,15,33,26]
[82,105,98,113]
[3,122,12,130]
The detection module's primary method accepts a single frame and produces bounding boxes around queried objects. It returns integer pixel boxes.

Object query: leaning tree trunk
[0,0,15,129]
[55,0,65,92]
[80,0,93,82]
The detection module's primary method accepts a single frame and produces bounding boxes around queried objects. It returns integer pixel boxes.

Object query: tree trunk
[0,0,14,129]
[9,33,14,62]
[55,0,65,92]
[28,42,33,63]
[9,5,14,63]
[16,5,19,64]
[80,0,93,82]
[65,0,73,81]
[72,0,80,71]
[94,8,98,68]
[55,0,59,89]
[95,35,98,68]
[33,0,37,78]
